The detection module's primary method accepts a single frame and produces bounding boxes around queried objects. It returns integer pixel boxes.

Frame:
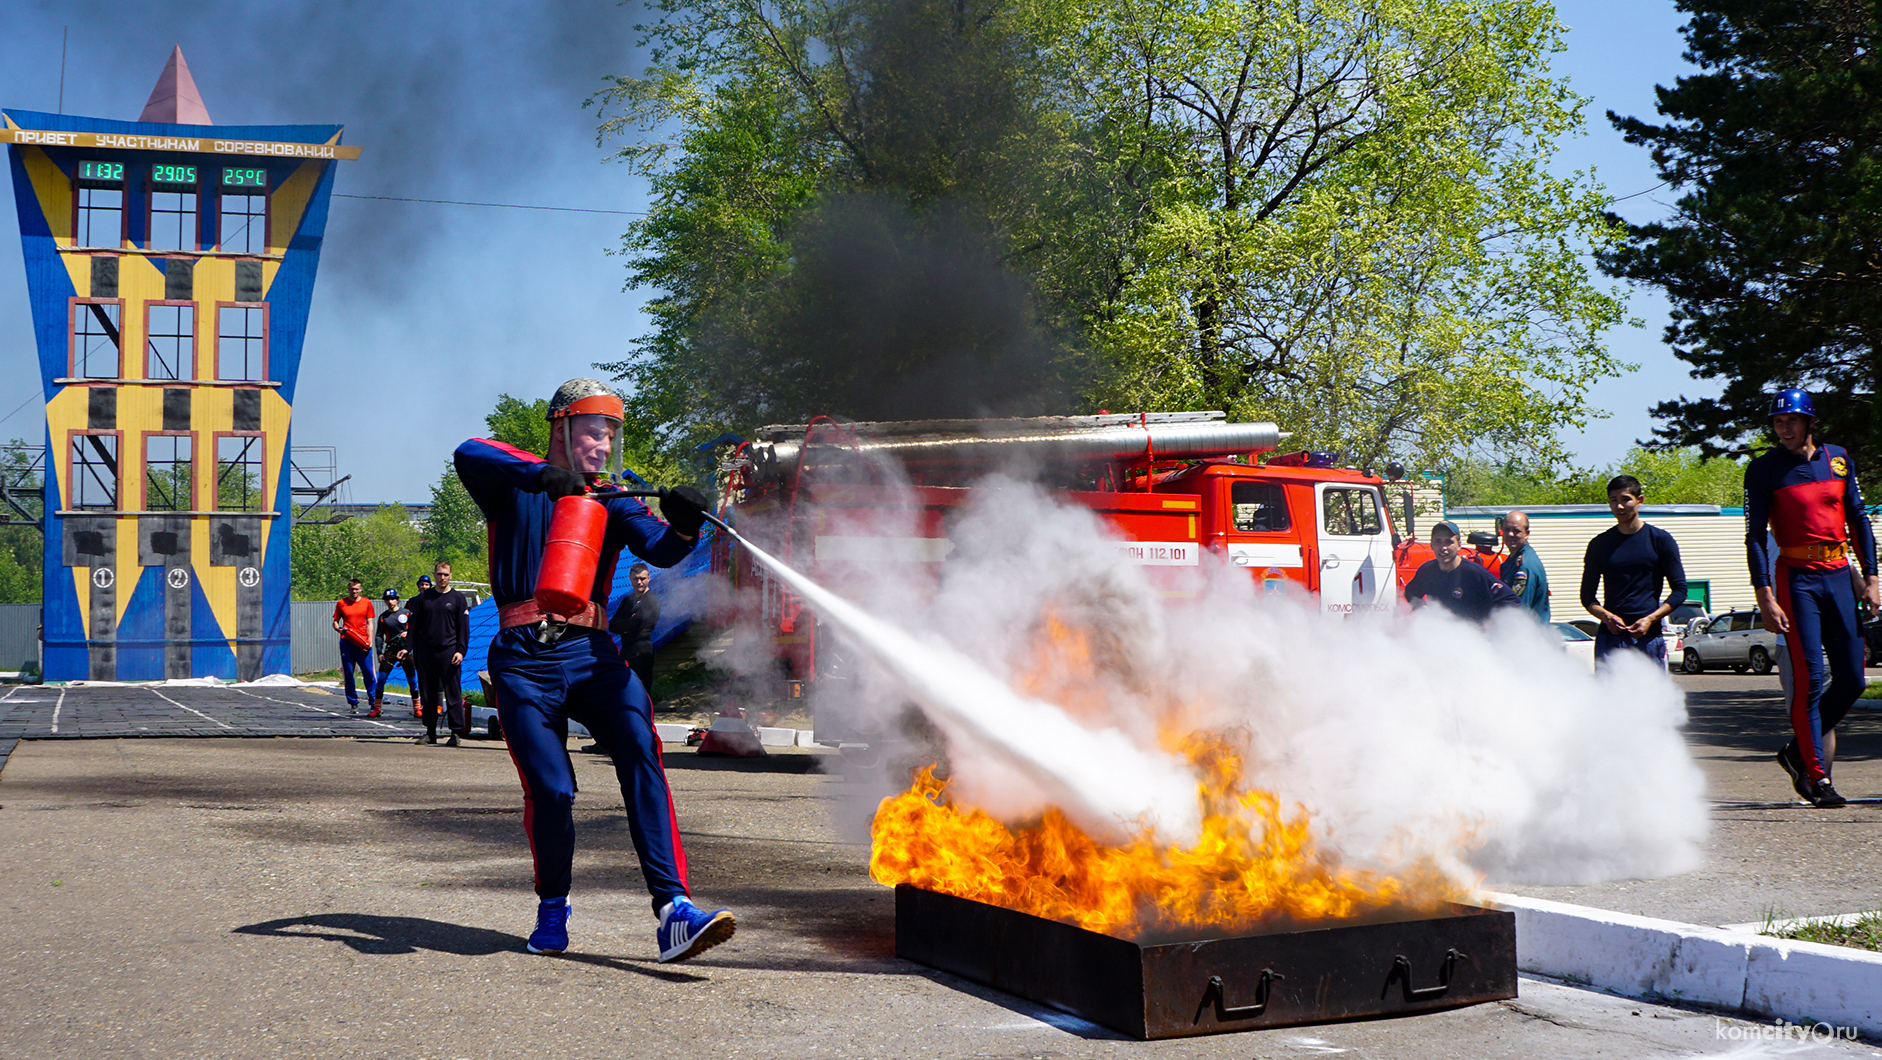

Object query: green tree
[0,440,44,604]
[1602,0,1882,477]
[1440,447,1744,508]
[598,0,1628,470]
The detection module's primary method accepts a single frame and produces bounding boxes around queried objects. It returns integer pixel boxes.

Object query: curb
[1485,891,1882,1036]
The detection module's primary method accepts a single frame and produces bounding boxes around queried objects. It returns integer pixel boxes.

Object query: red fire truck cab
[716,412,1421,743]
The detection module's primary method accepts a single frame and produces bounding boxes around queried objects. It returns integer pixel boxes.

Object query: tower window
[216,304,267,381]
[145,303,195,381]
[72,299,123,378]
[71,431,120,510]
[148,163,199,252]
[145,433,194,511]
[220,192,267,254]
[77,185,123,247]
[216,433,265,512]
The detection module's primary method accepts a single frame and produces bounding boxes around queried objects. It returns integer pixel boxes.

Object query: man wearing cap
[454,378,734,963]
[1746,388,1880,809]
[409,575,433,718]
[1404,521,1520,622]
[369,588,414,720]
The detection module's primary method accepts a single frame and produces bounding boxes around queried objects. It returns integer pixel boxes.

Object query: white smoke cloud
[840,477,1709,887]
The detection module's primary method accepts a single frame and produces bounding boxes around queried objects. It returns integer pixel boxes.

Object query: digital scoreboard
[151,163,197,185]
[77,160,123,181]
[221,167,266,188]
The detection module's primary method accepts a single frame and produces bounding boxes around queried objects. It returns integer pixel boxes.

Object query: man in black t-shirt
[1580,475,1687,669]
[408,561,471,746]
[1404,521,1520,622]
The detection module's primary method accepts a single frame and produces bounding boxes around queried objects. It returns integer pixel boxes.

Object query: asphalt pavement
[0,673,1878,1059]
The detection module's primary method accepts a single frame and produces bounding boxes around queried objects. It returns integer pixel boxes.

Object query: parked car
[1550,622,1595,672]
[1677,610,1779,674]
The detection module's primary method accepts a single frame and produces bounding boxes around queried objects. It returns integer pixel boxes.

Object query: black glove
[539,465,588,500]
[659,486,710,538]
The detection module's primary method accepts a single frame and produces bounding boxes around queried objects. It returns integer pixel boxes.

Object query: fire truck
[715,412,1432,744]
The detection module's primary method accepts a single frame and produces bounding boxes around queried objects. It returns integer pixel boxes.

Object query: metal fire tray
[895,885,1517,1039]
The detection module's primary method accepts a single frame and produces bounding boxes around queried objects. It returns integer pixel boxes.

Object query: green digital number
[221,168,267,188]
[78,160,124,182]
[151,164,198,185]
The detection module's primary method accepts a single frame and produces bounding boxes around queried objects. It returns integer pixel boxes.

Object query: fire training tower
[2,47,360,681]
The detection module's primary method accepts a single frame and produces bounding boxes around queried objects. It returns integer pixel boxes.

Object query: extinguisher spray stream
[694,507,1202,842]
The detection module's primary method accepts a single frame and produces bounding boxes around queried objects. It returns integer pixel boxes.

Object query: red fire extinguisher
[535,493,609,617]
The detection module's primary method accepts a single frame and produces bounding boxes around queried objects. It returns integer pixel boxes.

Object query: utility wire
[0,390,44,432]
[333,193,645,216]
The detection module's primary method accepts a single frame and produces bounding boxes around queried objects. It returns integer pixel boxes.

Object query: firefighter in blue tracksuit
[1746,388,1881,809]
[454,377,735,963]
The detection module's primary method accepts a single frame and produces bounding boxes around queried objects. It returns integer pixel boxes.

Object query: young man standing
[1499,510,1551,622]
[371,588,414,719]
[408,562,470,747]
[1579,476,1688,669]
[331,579,376,714]
[1745,389,1879,808]
[455,377,734,964]
[1404,521,1519,622]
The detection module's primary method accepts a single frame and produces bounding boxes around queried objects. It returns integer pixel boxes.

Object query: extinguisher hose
[588,486,733,535]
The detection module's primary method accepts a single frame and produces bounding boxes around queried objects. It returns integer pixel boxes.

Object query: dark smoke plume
[726,192,1071,422]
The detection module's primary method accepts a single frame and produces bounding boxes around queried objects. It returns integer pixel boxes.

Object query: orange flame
[870,735,1469,940]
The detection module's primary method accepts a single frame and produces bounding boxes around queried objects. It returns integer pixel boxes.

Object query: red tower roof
[138,45,213,125]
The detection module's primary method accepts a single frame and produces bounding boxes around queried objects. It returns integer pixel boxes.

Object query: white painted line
[147,687,235,730]
[51,686,64,733]
[226,686,402,730]
[0,684,24,703]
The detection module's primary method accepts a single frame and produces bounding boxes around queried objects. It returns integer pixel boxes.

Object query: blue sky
[0,0,1710,502]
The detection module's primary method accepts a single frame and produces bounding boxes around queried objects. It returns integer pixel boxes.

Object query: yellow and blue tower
[3,48,359,681]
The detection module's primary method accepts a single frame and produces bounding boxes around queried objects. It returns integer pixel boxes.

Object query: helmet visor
[560,413,623,476]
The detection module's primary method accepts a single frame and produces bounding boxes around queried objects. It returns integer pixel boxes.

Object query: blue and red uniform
[455,437,697,911]
[1745,441,1877,784]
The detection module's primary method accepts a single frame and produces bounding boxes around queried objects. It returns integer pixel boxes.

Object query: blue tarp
[447,527,717,688]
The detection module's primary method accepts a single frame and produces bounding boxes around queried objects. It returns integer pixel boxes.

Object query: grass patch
[1861,682,1882,699]
[1765,910,1882,951]
[298,668,340,682]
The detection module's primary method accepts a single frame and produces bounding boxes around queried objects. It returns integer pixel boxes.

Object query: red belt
[498,599,607,630]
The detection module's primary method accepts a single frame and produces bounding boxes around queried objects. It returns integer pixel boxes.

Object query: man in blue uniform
[1404,521,1520,622]
[1745,388,1879,808]
[455,378,734,962]
[1499,510,1550,622]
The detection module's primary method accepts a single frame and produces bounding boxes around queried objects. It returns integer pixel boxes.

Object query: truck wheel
[1749,646,1773,675]
[1682,650,1703,675]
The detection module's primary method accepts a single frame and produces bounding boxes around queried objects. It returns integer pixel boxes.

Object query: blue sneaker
[656,897,735,963]
[526,897,570,955]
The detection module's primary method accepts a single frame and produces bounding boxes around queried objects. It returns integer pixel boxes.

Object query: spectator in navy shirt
[1580,475,1687,669]
[1405,521,1520,622]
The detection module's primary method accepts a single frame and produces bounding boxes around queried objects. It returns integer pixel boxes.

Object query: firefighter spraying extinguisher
[451,377,734,963]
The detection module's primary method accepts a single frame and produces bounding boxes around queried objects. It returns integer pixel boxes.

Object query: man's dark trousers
[415,649,466,736]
